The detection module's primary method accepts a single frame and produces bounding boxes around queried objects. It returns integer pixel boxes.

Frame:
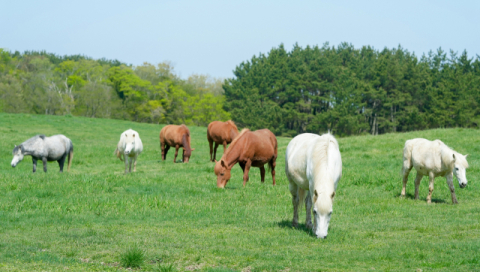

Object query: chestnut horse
[207,120,239,162]
[214,128,277,188]
[159,125,194,163]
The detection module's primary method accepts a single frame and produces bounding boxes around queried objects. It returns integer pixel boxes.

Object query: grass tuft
[119,246,145,269]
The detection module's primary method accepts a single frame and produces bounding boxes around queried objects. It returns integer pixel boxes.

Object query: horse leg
[32,157,37,173]
[260,165,266,183]
[401,163,412,197]
[128,156,133,173]
[42,157,47,173]
[289,182,299,228]
[124,155,129,174]
[164,145,170,161]
[208,139,213,162]
[305,191,313,230]
[213,143,219,162]
[133,154,138,172]
[426,172,435,204]
[58,153,67,173]
[174,145,179,163]
[222,141,227,153]
[445,173,458,204]
[414,173,422,200]
[242,159,252,186]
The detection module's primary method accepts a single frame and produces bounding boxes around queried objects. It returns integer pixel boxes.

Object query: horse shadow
[277,220,315,237]
[397,193,446,204]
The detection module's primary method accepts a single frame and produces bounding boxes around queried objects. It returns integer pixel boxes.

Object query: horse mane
[224,128,249,157]
[439,141,469,168]
[313,133,336,214]
[226,120,238,129]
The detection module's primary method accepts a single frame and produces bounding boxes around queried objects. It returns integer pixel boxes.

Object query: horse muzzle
[459,182,467,188]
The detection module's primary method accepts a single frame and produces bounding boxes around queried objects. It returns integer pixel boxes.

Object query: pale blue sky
[1,0,479,79]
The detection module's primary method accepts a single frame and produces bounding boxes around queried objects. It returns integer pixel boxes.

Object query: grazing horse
[214,128,277,188]
[11,134,74,173]
[285,133,342,239]
[207,120,239,162]
[160,125,194,163]
[401,138,469,204]
[115,129,143,174]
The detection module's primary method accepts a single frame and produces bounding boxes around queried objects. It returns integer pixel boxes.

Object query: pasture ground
[0,113,479,271]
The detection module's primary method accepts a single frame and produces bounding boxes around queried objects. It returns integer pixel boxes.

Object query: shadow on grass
[398,193,447,204]
[276,220,315,237]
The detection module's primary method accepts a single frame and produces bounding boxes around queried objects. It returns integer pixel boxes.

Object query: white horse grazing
[401,138,469,204]
[115,129,143,174]
[285,133,342,239]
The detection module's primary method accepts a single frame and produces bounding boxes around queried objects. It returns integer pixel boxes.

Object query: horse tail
[267,132,278,172]
[182,133,192,157]
[67,140,74,172]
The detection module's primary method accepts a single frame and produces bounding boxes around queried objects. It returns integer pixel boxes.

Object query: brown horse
[207,120,239,162]
[214,128,277,188]
[159,125,194,163]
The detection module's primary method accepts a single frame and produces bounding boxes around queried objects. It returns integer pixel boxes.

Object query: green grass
[0,113,479,271]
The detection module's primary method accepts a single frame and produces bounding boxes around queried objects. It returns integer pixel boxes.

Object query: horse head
[214,159,231,188]
[453,153,469,188]
[312,189,335,239]
[11,145,25,167]
[124,133,136,155]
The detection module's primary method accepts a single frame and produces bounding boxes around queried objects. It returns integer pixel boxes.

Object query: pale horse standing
[11,134,74,173]
[115,129,143,174]
[285,133,342,239]
[401,138,469,204]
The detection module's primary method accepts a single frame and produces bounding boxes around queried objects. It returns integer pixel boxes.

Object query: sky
[1,0,479,79]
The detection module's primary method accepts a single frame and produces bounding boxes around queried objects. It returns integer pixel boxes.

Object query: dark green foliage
[225,43,480,136]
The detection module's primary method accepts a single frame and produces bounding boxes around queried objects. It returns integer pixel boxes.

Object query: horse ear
[331,191,336,200]
[221,160,227,168]
[452,153,456,162]
[313,190,318,203]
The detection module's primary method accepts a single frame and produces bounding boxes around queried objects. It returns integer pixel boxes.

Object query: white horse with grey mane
[401,138,469,204]
[115,129,143,174]
[11,134,74,173]
[285,133,342,239]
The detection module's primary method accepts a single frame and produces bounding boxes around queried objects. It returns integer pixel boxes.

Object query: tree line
[2,43,480,137]
[224,43,480,136]
[0,49,230,126]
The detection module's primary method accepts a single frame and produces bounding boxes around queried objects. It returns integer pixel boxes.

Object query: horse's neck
[223,139,243,168]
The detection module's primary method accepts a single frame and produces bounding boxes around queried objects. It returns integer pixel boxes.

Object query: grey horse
[11,134,74,173]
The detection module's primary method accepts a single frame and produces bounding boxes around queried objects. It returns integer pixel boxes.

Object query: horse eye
[313,210,317,215]
[220,173,224,176]
[455,168,459,171]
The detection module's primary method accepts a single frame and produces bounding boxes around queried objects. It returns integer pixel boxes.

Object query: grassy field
[0,113,479,271]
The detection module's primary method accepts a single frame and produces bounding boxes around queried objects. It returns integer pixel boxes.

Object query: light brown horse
[207,120,239,162]
[214,128,277,188]
[159,125,194,163]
